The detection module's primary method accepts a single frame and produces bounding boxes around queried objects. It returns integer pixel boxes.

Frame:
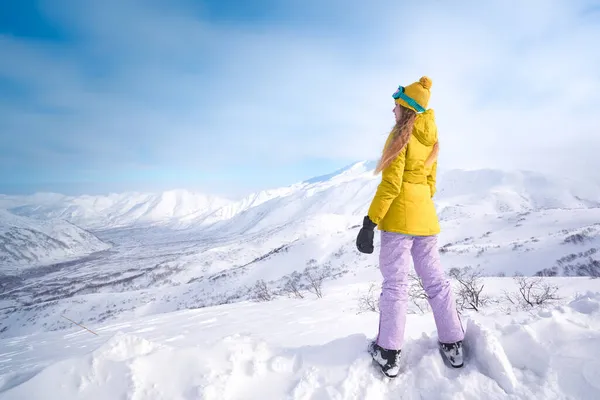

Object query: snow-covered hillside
[3,190,231,229]
[0,210,110,272]
[1,277,599,399]
[3,205,600,339]
[436,169,600,220]
[2,164,600,398]
[1,165,600,339]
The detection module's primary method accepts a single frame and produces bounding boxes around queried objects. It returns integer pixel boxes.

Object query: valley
[2,165,600,338]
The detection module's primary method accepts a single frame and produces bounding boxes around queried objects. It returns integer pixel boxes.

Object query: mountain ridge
[0,209,111,271]
[2,165,600,232]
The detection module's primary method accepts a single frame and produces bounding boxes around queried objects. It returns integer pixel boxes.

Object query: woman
[356,76,464,378]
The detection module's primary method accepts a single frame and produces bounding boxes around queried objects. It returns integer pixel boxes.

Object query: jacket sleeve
[427,161,437,198]
[367,146,406,225]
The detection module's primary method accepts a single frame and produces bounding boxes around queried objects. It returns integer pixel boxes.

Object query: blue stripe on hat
[392,86,426,113]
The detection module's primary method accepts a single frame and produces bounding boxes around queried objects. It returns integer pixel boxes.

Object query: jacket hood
[412,109,437,146]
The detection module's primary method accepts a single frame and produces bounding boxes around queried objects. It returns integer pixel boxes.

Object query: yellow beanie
[394,76,432,113]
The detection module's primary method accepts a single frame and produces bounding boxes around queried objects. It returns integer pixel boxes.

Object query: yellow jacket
[367,109,440,236]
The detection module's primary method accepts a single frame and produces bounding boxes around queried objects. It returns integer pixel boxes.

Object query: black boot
[368,341,401,378]
[439,340,464,368]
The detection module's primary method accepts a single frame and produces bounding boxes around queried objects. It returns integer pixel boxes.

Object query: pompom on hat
[392,76,432,113]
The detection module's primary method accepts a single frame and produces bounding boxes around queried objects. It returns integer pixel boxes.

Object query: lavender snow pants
[376,231,464,350]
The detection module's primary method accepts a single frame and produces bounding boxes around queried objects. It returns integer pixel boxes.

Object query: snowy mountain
[1,164,600,340]
[0,210,111,272]
[4,190,231,230]
[1,164,600,398]
[435,169,600,219]
[6,164,600,233]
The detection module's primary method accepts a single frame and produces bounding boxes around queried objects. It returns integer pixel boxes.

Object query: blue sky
[1,0,599,198]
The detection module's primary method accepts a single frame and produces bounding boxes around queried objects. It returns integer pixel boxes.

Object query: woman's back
[368,109,440,236]
[403,109,438,183]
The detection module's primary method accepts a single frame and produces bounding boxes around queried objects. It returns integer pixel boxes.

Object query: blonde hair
[424,141,439,168]
[374,106,416,174]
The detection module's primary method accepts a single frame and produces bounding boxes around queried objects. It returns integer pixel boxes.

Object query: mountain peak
[3,166,600,232]
[303,160,377,185]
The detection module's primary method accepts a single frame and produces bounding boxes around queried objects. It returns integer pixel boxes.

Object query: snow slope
[2,165,600,339]
[1,278,599,399]
[0,210,110,272]
[2,164,600,398]
[435,169,600,220]
[4,205,600,339]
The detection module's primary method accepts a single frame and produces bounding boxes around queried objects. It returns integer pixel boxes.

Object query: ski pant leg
[376,231,413,350]
[411,235,465,344]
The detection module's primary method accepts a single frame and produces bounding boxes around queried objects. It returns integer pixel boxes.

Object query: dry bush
[282,271,305,299]
[408,272,430,314]
[252,279,273,302]
[449,266,490,312]
[357,282,380,314]
[304,263,332,299]
[503,275,561,311]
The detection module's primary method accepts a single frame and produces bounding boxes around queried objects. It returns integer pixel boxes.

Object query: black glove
[356,216,377,254]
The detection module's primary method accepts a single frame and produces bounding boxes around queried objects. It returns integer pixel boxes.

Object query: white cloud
[1,0,599,194]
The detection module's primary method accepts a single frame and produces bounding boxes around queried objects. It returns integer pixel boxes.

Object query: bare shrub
[564,233,591,245]
[535,266,559,277]
[583,248,599,257]
[503,275,561,311]
[304,263,332,299]
[439,243,452,254]
[357,282,380,314]
[449,266,490,312]
[557,253,578,266]
[408,272,429,314]
[545,252,600,278]
[252,279,273,302]
[331,263,349,280]
[512,243,524,251]
[282,271,305,299]
[569,258,600,278]
[333,247,345,258]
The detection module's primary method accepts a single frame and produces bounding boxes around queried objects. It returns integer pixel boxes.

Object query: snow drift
[1,282,599,399]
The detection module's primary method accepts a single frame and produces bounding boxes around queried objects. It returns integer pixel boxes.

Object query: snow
[1,280,600,399]
[0,210,110,271]
[6,165,600,232]
[464,319,518,394]
[2,164,600,398]
[2,166,600,337]
[3,190,231,229]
